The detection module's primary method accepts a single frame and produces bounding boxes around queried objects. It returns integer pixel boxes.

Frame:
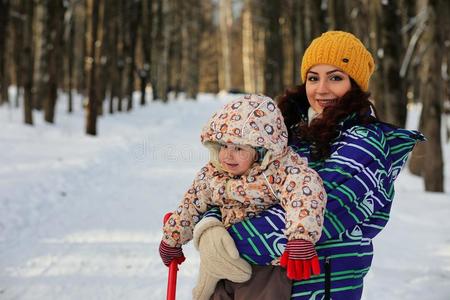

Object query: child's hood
[201,94,289,169]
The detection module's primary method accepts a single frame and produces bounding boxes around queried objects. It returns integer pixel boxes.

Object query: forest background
[0,0,449,193]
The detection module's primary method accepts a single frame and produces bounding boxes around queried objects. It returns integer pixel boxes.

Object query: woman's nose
[316,79,329,94]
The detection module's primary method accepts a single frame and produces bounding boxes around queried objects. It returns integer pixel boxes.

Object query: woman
[192,31,424,299]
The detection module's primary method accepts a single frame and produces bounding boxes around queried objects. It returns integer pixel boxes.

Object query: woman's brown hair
[277,80,380,160]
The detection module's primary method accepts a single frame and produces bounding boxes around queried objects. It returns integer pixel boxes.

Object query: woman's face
[305,64,352,114]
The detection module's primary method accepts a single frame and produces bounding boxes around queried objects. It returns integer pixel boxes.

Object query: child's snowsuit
[162,94,327,249]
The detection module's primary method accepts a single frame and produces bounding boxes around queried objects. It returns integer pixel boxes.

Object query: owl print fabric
[162,94,327,248]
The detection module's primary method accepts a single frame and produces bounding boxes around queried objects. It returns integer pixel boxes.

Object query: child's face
[218,144,257,176]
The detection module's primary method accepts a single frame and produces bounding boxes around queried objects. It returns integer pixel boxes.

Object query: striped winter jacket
[162,95,326,248]
[213,114,424,299]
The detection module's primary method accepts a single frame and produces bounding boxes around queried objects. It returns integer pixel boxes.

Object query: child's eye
[236,147,242,151]
[222,144,228,149]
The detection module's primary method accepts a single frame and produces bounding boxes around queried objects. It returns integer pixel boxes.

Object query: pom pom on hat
[301,31,375,91]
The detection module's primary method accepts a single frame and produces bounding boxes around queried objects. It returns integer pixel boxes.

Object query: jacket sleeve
[162,163,215,247]
[316,125,396,242]
[276,150,327,244]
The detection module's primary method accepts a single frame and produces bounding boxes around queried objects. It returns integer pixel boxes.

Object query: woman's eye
[307,76,318,81]
[236,147,242,151]
[330,75,343,81]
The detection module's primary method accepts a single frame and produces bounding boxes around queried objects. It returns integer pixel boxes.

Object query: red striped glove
[159,240,185,267]
[280,239,320,280]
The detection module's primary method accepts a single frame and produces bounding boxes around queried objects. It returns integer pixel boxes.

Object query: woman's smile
[305,64,351,114]
[315,98,339,108]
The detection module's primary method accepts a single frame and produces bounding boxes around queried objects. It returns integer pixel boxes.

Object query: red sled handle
[163,212,179,300]
[167,260,179,300]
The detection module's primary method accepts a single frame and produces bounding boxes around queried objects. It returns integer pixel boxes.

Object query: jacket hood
[201,94,289,169]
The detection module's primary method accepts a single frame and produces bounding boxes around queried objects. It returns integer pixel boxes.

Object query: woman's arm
[317,124,423,241]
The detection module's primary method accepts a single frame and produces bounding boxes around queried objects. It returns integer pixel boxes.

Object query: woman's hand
[193,217,251,280]
[192,217,251,299]
[280,239,320,280]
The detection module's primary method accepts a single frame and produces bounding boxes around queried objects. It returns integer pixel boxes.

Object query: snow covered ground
[1,92,449,300]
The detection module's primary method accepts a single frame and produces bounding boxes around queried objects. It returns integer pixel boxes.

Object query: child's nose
[224,149,234,159]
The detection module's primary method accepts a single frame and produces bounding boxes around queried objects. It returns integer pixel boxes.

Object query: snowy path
[1,95,450,299]
[0,97,223,299]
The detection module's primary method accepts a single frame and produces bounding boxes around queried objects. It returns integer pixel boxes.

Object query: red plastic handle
[163,212,178,300]
[167,260,179,300]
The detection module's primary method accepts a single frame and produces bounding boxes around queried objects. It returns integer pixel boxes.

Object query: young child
[159,94,327,296]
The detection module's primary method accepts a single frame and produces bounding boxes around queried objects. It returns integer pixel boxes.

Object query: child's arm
[277,151,327,244]
[162,163,215,248]
[275,150,327,280]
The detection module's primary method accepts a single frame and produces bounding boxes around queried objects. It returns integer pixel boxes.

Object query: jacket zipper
[324,257,331,300]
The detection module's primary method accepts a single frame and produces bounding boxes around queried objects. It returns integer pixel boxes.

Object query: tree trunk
[85,0,100,135]
[242,0,256,93]
[0,0,10,105]
[368,0,384,113]
[408,110,425,175]
[140,0,154,104]
[419,0,444,192]
[22,0,34,125]
[12,0,24,108]
[263,0,283,98]
[37,0,49,112]
[292,0,306,85]
[74,1,87,94]
[153,0,170,101]
[108,0,119,114]
[442,0,450,141]
[95,0,108,116]
[198,0,218,93]
[218,0,232,92]
[124,0,140,110]
[280,1,294,87]
[167,0,182,97]
[107,1,123,114]
[304,0,325,44]
[327,0,349,31]
[178,0,200,99]
[43,0,64,123]
[380,0,407,127]
[65,3,75,113]
[116,0,125,111]
[242,0,265,94]
[348,0,370,45]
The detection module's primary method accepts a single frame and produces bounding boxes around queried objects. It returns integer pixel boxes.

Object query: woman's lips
[317,99,338,107]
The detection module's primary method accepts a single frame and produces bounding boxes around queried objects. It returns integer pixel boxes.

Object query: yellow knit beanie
[301,31,375,91]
